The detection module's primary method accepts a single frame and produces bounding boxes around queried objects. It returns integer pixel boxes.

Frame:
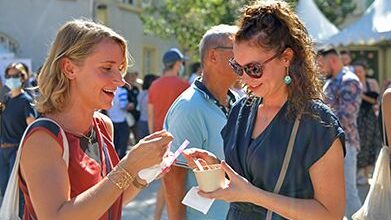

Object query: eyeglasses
[228,51,282,79]
[5,73,22,79]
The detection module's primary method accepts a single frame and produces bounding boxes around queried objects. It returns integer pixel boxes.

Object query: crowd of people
[0,0,390,220]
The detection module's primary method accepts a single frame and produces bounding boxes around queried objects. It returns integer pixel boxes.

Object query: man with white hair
[163,24,239,220]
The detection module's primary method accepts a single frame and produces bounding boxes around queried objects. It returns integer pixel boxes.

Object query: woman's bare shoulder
[383,88,391,99]
[21,130,63,166]
[20,129,66,185]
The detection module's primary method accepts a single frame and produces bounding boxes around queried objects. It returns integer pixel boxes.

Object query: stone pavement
[0,179,372,220]
[122,180,371,220]
[122,180,167,220]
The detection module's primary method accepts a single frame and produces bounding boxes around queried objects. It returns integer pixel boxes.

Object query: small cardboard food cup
[193,164,225,192]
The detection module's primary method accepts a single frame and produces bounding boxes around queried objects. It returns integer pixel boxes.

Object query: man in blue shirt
[163,24,239,220]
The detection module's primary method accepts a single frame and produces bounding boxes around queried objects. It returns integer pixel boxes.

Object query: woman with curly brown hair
[184,1,346,219]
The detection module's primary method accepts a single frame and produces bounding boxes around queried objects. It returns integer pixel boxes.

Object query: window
[141,0,153,7]
[117,0,141,13]
[122,0,134,4]
[96,4,108,24]
[142,47,156,75]
[0,33,18,54]
[350,49,379,80]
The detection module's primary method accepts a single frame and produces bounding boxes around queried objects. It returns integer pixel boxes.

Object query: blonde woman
[19,19,172,220]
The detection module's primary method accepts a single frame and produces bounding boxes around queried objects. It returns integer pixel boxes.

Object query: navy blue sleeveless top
[222,98,345,220]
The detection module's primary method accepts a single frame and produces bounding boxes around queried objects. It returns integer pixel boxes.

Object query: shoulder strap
[93,112,113,173]
[93,112,114,220]
[265,113,302,220]
[381,98,388,148]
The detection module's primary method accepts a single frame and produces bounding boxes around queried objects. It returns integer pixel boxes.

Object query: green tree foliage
[315,0,356,26]
[140,0,249,55]
[141,0,356,57]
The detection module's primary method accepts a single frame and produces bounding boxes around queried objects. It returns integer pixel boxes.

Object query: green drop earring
[284,66,292,85]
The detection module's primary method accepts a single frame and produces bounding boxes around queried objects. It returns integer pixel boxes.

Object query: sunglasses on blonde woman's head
[228,50,283,79]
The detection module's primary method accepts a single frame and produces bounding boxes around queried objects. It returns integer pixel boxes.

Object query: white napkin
[138,164,161,184]
[182,187,215,214]
[138,139,190,183]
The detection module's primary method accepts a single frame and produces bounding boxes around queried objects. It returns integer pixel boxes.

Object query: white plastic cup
[193,164,225,192]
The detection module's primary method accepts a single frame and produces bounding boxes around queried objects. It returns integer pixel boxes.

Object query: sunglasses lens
[234,67,243,76]
[229,60,243,76]
[244,64,263,78]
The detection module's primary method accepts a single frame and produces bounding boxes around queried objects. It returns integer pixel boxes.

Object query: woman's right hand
[182,148,220,169]
[123,130,173,172]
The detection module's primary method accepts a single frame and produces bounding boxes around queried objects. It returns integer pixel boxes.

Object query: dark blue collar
[194,79,237,117]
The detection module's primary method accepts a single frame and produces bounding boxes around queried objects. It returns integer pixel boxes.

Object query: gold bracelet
[132,177,148,189]
[118,163,148,189]
[107,164,134,190]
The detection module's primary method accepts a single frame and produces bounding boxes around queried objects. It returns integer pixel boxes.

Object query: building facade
[0,0,177,76]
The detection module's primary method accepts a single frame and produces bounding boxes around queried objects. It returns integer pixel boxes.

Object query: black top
[361,80,379,110]
[222,98,345,220]
[1,92,37,144]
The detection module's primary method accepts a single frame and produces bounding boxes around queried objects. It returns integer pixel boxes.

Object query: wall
[103,1,178,76]
[0,0,91,70]
[0,0,179,76]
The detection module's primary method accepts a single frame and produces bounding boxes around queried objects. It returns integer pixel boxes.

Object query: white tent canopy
[296,0,339,43]
[326,0,391,46]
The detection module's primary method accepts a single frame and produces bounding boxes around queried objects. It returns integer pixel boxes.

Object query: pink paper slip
[163,139,190,168]
[139,139,190,183]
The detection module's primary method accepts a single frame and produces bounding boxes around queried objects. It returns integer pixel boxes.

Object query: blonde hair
[36,19,131,114]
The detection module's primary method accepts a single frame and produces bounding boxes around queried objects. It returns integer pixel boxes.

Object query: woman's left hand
[198,161,254,203]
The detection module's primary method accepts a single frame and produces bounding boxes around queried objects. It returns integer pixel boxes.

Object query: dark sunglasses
[228,51,283,78]
[5,73,22,79]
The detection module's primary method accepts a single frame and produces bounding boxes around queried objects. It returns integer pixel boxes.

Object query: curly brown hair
[236,0,323,118]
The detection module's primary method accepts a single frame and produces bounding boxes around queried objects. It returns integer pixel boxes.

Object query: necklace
[48,116,95,145]
[79,129,95,145]
[67,127,95,146]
